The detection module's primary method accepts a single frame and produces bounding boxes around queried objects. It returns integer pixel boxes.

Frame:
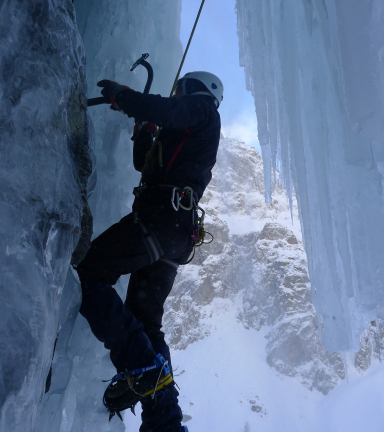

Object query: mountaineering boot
[138,337,185,431]
[104,354,174,420]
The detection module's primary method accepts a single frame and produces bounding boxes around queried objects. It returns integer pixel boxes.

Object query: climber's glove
[97,79,131,111]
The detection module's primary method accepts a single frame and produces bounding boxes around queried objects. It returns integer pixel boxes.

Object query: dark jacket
[116,89,221,201]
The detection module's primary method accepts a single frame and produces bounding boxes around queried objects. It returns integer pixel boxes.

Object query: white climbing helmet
[179,71,224,107]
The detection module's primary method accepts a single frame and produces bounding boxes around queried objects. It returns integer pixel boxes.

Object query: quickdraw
[192,206,213,247]
[168,186,213,252]
[184,204,214,265]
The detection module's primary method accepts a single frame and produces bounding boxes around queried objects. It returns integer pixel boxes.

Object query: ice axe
[87,53,154,107]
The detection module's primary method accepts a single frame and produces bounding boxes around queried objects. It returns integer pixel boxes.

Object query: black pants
[76,202,194,365]
[76,190,194,431]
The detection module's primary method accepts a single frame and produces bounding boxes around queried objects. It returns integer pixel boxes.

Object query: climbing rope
[152,0,206,148]
[169,0,206,97]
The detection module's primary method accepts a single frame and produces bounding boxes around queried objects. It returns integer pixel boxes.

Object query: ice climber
[76,71,223,431]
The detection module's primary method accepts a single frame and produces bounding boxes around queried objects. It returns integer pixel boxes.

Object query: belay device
[87,53,154,107]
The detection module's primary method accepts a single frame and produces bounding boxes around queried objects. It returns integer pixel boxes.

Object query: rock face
[164,138,345,394]
[355,321,384,372]
[256,223,345,394]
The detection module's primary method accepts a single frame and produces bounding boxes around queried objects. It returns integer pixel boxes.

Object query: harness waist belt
[133,184,199,205]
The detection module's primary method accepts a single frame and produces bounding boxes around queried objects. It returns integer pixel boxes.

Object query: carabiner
[179,186,194,211]
[171,187,180,211]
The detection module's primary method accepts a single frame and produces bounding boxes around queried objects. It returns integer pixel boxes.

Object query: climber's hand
[97,80,131,111]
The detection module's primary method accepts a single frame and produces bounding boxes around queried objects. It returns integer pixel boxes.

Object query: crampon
[103,354,174,421]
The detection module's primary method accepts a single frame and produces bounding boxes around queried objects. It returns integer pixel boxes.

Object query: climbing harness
[131,193,164,264]
[133,182,213,264]
[103,354,173,421]
[140,127,193,182]
[133,183,196,216]
[167,127,193,170]
[137,217,163,264]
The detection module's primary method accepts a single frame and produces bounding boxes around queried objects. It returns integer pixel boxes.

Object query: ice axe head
[130,53,150,72]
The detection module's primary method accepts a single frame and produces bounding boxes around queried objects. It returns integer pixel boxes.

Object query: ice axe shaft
[133,59,153,95]
[87,96,109,106]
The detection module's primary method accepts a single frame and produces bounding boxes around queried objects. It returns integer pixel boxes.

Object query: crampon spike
[108,411,115,421]
[116,411,123,422]
[131,405,136,416]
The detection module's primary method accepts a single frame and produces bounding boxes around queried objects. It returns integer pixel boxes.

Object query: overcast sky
[179,0,260,151]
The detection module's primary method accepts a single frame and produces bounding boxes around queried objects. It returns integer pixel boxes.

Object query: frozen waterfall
[0,1,92,431]
[236,0,384,351]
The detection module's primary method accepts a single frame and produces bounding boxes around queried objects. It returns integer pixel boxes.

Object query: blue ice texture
[237,0,384,352]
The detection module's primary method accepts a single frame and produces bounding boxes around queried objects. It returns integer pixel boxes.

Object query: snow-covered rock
[164,138,344,394]
[256,223,345,395]
[355,321,384,373]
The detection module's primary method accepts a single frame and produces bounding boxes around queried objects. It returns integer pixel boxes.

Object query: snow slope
[126,302,384,432]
